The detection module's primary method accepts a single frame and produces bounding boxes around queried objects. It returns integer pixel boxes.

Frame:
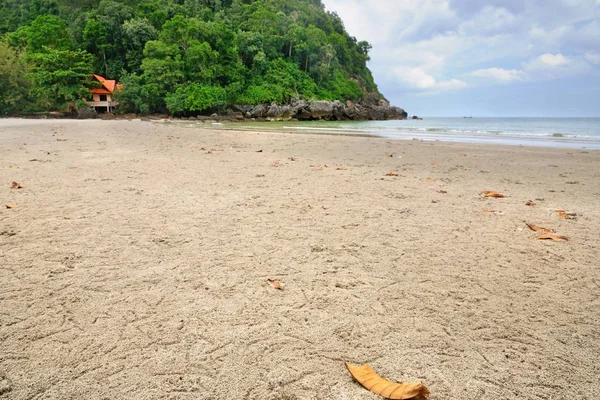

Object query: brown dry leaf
[336,167,348,171]
[267,279,284,290]
[345,362,430,400]
[10,182,23,189]
[555,210,576,219]
[6,204,16,209]
[537,234,569,242]
[385,172,399,177]
[431,200,439,204]
[436,190,448,194]
[481,190,505,198]
[525,223,555,233]
[56,138,68,142]
[526,200,536,206]
[424,178,436,184]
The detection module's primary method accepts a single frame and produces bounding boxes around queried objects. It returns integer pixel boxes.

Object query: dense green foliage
[0,0,381,115]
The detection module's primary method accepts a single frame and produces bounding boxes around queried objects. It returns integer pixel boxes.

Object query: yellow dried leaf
[525,223,555,233]
[345,362,430,400]
[6,204,16,209]
[537,235,569,242]
[267,279,284,290]
[482,190,505,198]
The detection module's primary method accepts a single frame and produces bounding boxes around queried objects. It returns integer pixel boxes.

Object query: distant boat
[463,116,473,119]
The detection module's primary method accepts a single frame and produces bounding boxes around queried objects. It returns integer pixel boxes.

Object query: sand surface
[1,119,599,399]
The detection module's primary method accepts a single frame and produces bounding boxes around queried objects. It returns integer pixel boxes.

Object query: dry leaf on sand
[436,190,447,194]
[555,210,576,220]
[526,200,536,206]
[10,182,23,189]
[483,209,497,214]
[385,172,399,177]
[481,190,505,198]
[6,204,16,209]
[267,279,284,290]
[537,235,569,242]
[525,223,555,233]
[424,178,436,184]
[345,362,430,400]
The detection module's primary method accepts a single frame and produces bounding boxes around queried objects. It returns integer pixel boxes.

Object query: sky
[321,0,600,117]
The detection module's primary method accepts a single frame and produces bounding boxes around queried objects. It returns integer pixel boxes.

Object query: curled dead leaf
[525,200,536,206]
[482,191,505,198]
[10,182,23,189]
[555,210,576,220]
[537,235,569,242]
[345,362,430,400]
[6,204,16,209]
[267,279,284,290]
[525,223,555,233]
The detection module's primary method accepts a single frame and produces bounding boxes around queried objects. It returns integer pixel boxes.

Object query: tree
[122,18,158,73]
[0,41,29,113]
[27,47,94,110]
[8,15,72,52]
[1,0,384,114]
[165,83,226,115]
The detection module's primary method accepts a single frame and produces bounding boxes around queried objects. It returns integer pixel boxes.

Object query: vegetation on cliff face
[0,0,383,115]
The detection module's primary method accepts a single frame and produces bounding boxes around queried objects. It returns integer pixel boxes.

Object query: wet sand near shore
[1,119,599,399]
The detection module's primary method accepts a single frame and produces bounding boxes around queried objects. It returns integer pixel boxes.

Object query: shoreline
[2,117,599,150]
[166,119,600,150]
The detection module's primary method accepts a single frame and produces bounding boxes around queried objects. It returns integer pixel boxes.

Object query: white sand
[1,119,599,399]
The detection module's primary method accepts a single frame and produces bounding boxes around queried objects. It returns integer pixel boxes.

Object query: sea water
[223,118,600,149]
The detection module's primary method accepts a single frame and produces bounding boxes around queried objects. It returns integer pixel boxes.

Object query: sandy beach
[1,119,599,399]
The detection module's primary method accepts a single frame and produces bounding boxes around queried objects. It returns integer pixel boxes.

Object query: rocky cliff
[231,95,407,122]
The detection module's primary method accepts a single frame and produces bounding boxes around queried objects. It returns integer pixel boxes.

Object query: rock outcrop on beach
[232,97,407,122]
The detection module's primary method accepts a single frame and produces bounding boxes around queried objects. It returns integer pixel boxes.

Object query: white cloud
[523,53,570,72]
[321,0,600,99]
[391,67,467,92]
[470,68,527,83]
[458,5,518,36]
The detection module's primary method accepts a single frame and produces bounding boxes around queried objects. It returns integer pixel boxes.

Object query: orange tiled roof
[91,74,119,94]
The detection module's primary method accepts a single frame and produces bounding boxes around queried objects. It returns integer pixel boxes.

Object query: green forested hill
[0,0,384,116]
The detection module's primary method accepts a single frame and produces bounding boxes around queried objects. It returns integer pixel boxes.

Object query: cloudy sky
[321,0,600,117]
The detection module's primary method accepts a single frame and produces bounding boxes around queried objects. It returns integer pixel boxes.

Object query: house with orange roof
[88,74,122,113]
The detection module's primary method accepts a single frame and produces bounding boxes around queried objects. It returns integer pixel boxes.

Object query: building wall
[92,94,112,102]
